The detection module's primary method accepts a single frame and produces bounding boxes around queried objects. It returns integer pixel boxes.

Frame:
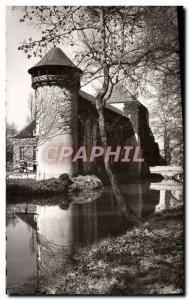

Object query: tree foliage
[148,75,183,166]
[141,7,183,165]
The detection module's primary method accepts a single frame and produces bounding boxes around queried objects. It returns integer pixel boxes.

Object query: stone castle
[13,47,161,181]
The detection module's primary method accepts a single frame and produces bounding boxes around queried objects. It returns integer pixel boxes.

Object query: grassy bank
[6,178,69,198]
[6,175,103,201]
[42,205,184,295]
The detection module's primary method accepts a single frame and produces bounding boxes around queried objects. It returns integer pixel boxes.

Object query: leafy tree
[128,7,183,166]
[147,76,183,166]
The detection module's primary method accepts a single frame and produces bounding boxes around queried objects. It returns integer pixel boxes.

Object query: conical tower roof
[28,47,82,74]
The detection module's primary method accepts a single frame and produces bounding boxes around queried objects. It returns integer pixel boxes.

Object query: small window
[19,146,24,160]
[33,129,36,136]
[33,146,36,161]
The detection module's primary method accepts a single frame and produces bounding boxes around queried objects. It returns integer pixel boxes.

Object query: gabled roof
[28,47,82,74]
[14,120,36,139]
[79,90,125,117]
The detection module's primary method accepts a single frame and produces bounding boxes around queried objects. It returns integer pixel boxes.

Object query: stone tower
[107,90,149,175]
[28,47,82,179]
[107,88,161,167]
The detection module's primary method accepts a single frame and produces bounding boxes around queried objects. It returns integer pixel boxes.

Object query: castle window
[33,129,36,136]
[19,146,24,160]
[33,146,36,161]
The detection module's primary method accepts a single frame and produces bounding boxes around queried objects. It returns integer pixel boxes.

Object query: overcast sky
[6,7,39,130]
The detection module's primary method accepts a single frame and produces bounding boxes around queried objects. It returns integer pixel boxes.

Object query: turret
[28,47,82,179]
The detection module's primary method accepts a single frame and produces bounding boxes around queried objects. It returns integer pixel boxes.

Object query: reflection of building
[12,47,161,180]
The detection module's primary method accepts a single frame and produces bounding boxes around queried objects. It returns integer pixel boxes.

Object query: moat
[6,181,183,295]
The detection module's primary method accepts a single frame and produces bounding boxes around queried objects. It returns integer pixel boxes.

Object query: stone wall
[78,95,149,182]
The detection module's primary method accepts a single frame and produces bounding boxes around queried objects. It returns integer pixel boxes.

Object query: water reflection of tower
[33,197,123,272]
[28,47,82,179]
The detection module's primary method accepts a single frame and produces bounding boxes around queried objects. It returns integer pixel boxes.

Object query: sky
[6,7,40,129]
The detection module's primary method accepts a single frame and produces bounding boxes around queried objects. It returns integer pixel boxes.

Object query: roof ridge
[14,120,36,139]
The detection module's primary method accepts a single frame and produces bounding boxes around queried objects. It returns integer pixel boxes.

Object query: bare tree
[26,92,35,124]
[35,86,74,146]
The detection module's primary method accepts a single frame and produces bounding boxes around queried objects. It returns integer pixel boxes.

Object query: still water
[6,181,183,294]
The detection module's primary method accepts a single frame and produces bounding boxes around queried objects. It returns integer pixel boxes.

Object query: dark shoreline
[6,172,164,201]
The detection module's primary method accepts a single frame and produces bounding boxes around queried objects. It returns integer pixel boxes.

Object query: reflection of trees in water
[26,225,73,291]
[6,213,19,227]
[37,232,72,282]
[7,204,72,288]
[7,185,183,294]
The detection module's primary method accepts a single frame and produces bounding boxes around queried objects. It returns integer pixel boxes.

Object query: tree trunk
[95,8,141,224]
[96,99,141,224]
[164,130,171,165]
